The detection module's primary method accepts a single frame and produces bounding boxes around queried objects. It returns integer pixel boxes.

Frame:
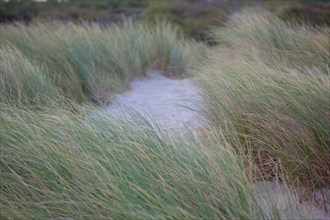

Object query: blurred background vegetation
[1,0,329,44]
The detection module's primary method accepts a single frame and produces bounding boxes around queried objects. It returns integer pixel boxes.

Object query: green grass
[212,8,330,74]
[195,54,330,188]
[1,103,273,219]
[1,8,329,219]
[196,9,330,190]
[0,46,65,108]
[0,21,205,105]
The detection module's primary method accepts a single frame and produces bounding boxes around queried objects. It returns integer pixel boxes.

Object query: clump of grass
[0,21,205,104]
[0,103,274,219]
[1,23,86,102]
[196,8,330,191]
[0,46,63,107]
[212,8,330,73]
[195,52,330,190]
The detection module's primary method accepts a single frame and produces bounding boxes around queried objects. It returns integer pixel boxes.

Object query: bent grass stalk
[1,103,272,219]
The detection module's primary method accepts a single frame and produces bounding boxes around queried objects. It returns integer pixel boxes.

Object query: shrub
[142,0,229,43]
[274,2,330,26]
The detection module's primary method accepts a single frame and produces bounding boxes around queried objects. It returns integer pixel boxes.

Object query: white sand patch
[254,181,330,219]
[106,72,203,130]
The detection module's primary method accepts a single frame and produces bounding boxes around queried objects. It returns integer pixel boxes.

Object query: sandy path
[106,72,202,130]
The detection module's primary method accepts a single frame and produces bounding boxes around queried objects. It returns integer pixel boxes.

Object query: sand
[106,72,203,130]
[255,181,329,219]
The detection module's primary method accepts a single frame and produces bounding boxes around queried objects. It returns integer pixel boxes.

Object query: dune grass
[196,9,330,191]
[1,7,329,219]
[0,46,66,107]
[195,55,330,189]
[0,21,205,105]
[0,103,273,219]
[212,8,330,74]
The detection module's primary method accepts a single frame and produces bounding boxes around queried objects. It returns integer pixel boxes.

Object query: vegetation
[1,0,328,42]
[0,46,63,107]
[1,21,204,105]
[142,1,230,43]
[195,8,330,190]
[1,6,329,219]
[1,103,274,219]
[271,1,330,26]
[212,8,330,73]
[0,0,148,22]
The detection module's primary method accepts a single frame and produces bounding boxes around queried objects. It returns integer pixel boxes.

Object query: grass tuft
[212,8,330,73]
[196,8,330,190]
[1,21,205,105]
[0,45,63,107]
[1,103,269,219]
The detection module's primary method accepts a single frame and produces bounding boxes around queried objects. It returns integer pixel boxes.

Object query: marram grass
[0,8,329,219]
[212,8,330,74]
[1,103,275,219]
[0,21,206,105]
[195,51,330,190]
[0,46,64,107]
[196,8,330,191]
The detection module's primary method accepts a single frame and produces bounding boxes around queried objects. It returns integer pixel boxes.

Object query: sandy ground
[106,72,203,130]
[106,72,329,219]
[255,181,330,219]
